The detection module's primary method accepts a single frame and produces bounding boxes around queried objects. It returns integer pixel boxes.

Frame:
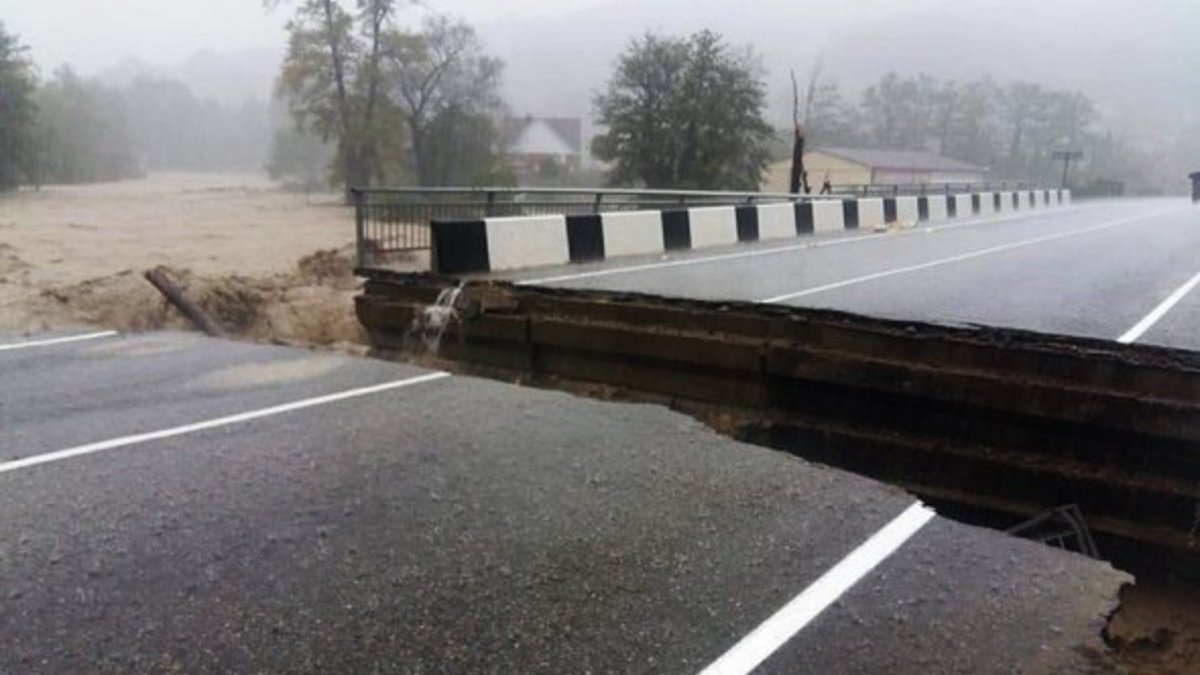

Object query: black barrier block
[972,194,982,215]
[662,210,692,251]
[1012,192,1020,210]
[735,206,759,242]
[883,197,898,223]
[947,196,958,218]
[994,193,1003,211]
[566,214,605,263]
[795,201,815,234]
[432,220,490,274]
[842,200,859,229]
[917,197,930,221]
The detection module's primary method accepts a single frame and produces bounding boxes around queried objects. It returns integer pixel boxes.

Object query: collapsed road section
[357,270,1200,565]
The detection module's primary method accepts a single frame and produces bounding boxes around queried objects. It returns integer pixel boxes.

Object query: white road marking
[0,331,119,352]
[762,208,1179,304]
[516,205,1095,286]
[0,372,450,474]
[698,502,936,675]
[1117,270,1200,344]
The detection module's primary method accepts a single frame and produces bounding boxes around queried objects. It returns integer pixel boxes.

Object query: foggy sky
[5,0,1198,133]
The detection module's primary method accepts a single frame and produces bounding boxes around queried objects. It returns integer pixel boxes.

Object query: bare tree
[788,69,808,194]
[383,16,503,186]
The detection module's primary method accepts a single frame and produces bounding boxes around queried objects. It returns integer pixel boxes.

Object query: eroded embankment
[25,247,367,350]
[357,270,1200,674]
[357,270,1200,559]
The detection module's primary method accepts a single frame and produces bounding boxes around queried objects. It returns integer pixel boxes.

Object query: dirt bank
[29,246,392,351]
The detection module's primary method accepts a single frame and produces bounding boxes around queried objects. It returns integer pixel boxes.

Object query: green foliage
[30,67,142,185]
[266,125,335,189]
[592,31,773,190]
[273,0,396,191]
[0,22,37,190]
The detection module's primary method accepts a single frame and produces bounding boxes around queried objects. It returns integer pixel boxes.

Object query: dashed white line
[1117,270,1200,344]
[516,205,1093,286]
[0,372,451,474]
[0,331,119,352]
[698,502,937,675]
[761,207,1179,304]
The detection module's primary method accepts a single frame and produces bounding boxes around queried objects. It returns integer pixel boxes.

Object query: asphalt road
[503,199,1200,352]
[1,332,1127,674]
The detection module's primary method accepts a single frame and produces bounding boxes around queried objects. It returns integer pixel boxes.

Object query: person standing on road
[819,173,833,195]
[1190,171,1200,204]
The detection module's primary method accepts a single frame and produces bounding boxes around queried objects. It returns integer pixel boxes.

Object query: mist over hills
[95,49,282,107]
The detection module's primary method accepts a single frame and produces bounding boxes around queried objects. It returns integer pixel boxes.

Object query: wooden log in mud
[144,267,225,338]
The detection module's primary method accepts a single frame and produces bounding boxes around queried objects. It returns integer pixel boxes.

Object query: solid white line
[698,502,936,675]
[0,331,119,352]
[1117,270,1200,344]
[516,205,1094,286]
[762,207,1179,304]
[0,372,451,474]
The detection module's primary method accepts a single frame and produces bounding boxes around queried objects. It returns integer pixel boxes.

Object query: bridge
[5,187,1197,673]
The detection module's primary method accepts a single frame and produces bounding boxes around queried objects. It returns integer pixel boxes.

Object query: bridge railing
[353,183,1035,269]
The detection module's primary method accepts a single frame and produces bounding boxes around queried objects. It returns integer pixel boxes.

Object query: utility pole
[1053,150,1083,189]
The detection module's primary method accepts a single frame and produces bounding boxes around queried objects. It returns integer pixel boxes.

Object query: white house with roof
[505,117,584,179]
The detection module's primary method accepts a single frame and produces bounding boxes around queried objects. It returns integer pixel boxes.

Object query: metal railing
[840,181,1036,197]
[354,186,804,267]
[353,183,1042,269]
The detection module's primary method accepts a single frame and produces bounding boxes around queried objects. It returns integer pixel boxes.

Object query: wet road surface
[1,332,1127,674]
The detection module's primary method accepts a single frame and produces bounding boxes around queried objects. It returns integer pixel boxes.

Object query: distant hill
[96,48,280,106]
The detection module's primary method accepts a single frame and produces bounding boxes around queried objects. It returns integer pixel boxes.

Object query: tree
[592,31,772,190]
[271,0,396,191]
[266,125,335,189]
[0,23,37,190]
[31,67,141,185]
[383,16,505,186]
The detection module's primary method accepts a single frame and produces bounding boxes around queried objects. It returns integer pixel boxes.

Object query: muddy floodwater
[0,173,424,345]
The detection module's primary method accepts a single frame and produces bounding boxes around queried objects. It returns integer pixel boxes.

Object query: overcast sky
[3,0,609,71]
[4,0,1197,135]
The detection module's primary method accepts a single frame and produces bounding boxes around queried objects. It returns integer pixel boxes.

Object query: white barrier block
[858,198,885,229]
[996,192,1013,213]
[1017,191,1031,210]
[601,211,665,258]
[896,196,920,224]
[953,194,972,218]
[757,203,797,240]
[813,200,845,233]
[1063,189,1072,205]
[927,195,949,221]
[688,206,739,249]
[484,215,570,271]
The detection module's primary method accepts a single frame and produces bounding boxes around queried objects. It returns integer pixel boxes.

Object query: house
[505,117,583,180]
[764,147,986,192]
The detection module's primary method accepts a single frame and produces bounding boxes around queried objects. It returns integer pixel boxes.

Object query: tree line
[1,10,1152,195]
[797,68,1144,190]
[592,33,1144,193]
[0,21,273,190]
